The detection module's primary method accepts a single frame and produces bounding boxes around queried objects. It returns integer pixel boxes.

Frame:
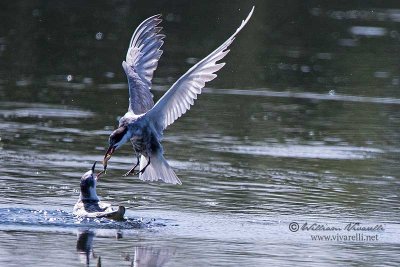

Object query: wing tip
[148,13,162,21]
[145,7,255,132]
[246,6,255,23]
[235,6,255,36]
[249,6,255,17]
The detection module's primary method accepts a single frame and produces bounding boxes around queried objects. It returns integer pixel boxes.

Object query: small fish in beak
[91,161,106,178]
[102,145,116,170]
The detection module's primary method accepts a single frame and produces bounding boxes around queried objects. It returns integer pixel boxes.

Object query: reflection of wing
[133,247,175,267]
[123,14,165,115]
[147,7,254,133]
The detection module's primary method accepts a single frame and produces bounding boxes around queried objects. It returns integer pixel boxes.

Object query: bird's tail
[139,153,182,185]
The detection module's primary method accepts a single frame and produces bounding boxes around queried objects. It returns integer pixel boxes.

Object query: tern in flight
[103,7,254,185]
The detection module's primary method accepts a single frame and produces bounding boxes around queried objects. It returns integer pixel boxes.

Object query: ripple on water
[214,144,383,160]
[0,107,93,119]
[151,86,400,105]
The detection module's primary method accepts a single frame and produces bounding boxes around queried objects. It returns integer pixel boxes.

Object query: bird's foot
[122,156,141,177]
[122,169,138,177]
[125,167,145,176]
[122,171,131,177]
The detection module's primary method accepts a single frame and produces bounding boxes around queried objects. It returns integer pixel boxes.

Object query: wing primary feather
[123,14,165,115]
[147,6,254,132]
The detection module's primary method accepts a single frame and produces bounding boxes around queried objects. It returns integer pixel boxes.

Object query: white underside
[138,153,181,185]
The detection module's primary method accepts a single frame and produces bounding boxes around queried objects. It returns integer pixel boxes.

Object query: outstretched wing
[146,7,254,133]
[123,14,165,115]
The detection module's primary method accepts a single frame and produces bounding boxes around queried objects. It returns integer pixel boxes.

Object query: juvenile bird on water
[103,7,254,184]
[73,162,125,220]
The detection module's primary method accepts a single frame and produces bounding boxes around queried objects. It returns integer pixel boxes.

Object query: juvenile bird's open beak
[91,161,97,172]
[103,145,116,168]
[92,161,104,179]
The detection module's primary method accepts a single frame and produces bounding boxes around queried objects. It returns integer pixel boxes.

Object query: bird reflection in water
[123,247,175,267]
[76,230,175,267]
[76,230,99,266]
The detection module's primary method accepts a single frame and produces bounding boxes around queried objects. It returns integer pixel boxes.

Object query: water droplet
[104,72,115,78]
[316,52,332,60]
[301,65,311,73]
[310,8,322,17]
[329,90,336,96]
[83,77,93,84]
[62,137,74,143]
[32,9,41,17]
[95,32,104,40]
[66,74,73,82]
[390,30,399,39]
[374,71,389,79]
[185,57,198,65]
[338,38,358,47]
[166,13,175,22]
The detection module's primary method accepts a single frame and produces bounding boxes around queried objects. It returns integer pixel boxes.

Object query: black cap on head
[109,126,128,145]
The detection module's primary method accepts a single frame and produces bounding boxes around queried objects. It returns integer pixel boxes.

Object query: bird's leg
[139,157,151,175]
[123,155,140,177]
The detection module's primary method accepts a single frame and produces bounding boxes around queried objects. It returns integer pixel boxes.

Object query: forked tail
[138,153,182,185]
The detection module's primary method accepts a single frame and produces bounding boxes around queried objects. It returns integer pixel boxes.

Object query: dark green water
[0,1,400,266]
